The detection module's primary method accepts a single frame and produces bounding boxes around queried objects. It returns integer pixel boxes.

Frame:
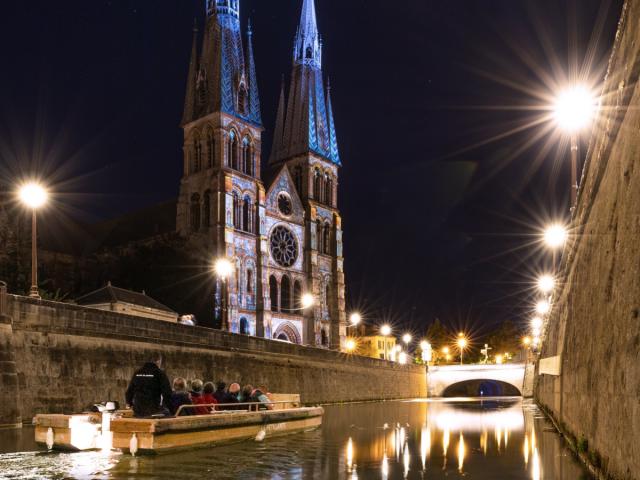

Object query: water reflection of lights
[481,429,488,455]
[381,454,389,479]
[532,447,541,480]
[403,445,410,478]
[496,426,502,451]
[457,433,466,472]
[442,428,450,456]
[524,435,530,465]
[346,437,354,471]
[420,425,431,469]
[431,408,524,432]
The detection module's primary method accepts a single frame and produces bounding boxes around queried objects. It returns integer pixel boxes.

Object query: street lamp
[553,85,597,207]
[18,182,48,298]
[214,258,234,331]
[543,224,568,250]
[457,337,468,366]
[380,325,391,361]
[402,333,412,346]
[349,312,362,336]
[301,293,315,309]
[345,338,356,353]
[420,340,432,364]
[536,300,551,315]
[531,317,544,330]
[537,274,555,294]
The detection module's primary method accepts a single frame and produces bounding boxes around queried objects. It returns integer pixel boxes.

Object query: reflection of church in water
[176,0,347,349]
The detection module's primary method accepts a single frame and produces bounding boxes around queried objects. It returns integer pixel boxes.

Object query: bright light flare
[398,351,408,365]
[531,317,544,330]
[457,338,468,349]
[420,340,430,351]
[537,274,555,294]
[402,333,412,344]
[214,258,234,279]
[536,300,551,315]
[495,354,504,365]
[349,313,362,326]
[345,338,356,353]
[553,85,597,133]
[18,183,48,209]
[301,293,315,309]
[380,325,392,336]
[523,336,532,347]
[543,224,568,249]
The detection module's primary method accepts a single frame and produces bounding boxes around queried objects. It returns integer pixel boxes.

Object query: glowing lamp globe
[457,338,468,349]
[531,317,544,330]
[380,325,392,336]
[214,258,234,279]
[345,339,356,352]
[553,86,597,133]
[536,300,551,315]
[544,224,568,249]
[402,333,412,344]
[349,313,362,326]
[301,294,315,309]
[420,341,430,351]
[398,352,408,365]
[19,183,48,209]
[537,275,556,294]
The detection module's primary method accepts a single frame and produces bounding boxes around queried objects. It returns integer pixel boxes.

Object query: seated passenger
[222,383,241,410]
[202,382,218,412]
[170,377,192,416]
[190,379,211,415]
[251,387,275,411]
[213,381,227,404]
[125,354,172,418]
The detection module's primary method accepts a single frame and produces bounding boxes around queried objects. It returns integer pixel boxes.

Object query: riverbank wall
[535,2,640,479]
[0,291,426,426]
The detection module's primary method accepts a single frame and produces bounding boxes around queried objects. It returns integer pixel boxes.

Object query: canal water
[0,398,591,479]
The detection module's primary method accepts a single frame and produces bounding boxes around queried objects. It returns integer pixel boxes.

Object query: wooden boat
[34,394,324,455]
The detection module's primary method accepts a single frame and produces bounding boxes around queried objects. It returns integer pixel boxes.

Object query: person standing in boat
[125,353,172,418]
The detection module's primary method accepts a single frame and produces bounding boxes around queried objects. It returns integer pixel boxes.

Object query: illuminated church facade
[176,0,347,349]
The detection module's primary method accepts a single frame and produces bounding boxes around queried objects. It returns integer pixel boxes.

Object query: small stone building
[76,283,179,323]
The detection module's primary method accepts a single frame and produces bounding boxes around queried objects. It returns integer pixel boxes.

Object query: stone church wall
[1,293,426,424]
[535,2,640,478]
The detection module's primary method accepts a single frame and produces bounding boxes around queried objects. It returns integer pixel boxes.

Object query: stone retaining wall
[1,293,426,424]
[535,2,640,478]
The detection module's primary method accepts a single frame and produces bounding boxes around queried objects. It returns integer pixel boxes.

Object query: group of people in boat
[125,354,273,418]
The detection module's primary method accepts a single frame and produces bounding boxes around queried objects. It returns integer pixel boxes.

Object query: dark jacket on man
[170,391,192,416]
[125,362,172,418]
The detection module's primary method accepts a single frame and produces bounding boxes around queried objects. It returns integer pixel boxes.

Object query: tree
[425,318,452,364]
[486,320,521,359]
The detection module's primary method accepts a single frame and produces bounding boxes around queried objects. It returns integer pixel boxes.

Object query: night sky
[0,0,624,336]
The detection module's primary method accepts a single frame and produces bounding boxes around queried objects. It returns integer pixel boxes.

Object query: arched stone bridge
[427,364,526,397]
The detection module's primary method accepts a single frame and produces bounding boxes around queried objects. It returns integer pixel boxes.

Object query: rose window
[270,226,298,267]
[277,192,293,216]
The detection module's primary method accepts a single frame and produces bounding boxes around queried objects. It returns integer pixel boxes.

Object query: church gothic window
[242,137,253,176]
[317,222,324,254]
[313,169,323,202]
[232,192,241,230]
[269,276,279,312]
[240,317,249,335]
[293,281,302,310]
[190,193,201,232]
[207,128,215,168]
[242,196,253,233]
[281,275,292,312]
[203,190,211,228]
[323,223,331,255]
[325,176,333,207]
[277,193,293,217]
[228,131,239,170]
[270,226,298,267]
[246,269,254,294]
[194,134,203,172]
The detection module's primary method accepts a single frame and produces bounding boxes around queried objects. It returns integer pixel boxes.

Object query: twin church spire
[183,0,339,166]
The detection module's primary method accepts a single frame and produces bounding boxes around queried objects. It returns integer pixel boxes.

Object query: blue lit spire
[183,0,261,127]
[293,0,322,68]
[271,0,340,166]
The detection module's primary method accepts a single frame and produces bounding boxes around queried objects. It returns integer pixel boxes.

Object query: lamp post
[214,258,234,331]
[349,312,362,336]
[402,333,412,348]
[381,325,391,361]
[457,337,468,366]
[18,183,48,299]
[553,85,597,208]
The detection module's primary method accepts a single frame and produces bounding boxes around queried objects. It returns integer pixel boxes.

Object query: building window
[207,128,215,168]
[321,330,329,346]
[203,190,211,228]
[232,192,241,230]
[194,135,202,172]
[246,269,254,294]
[293,281,302,310]
[240,317,250,335]
[281,275,291,312]
[317,222,324,254]
[190,193,201,231]
[269,276,279,312]
[228,131,239,170]
[378,340,383,349]
[242,137,253,176]
[313,169,323,202]
[242,196,253,233]
[325,176,333,207]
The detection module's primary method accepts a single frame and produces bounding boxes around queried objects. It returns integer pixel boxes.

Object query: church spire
[245,19,262,125]
[293,0,322,68]
[325,78,341,165]
[181,20,199,126]
[270,77,287,163]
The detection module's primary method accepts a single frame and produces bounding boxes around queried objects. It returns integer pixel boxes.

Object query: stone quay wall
[0,292,426,425]
[535,2,640,478]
